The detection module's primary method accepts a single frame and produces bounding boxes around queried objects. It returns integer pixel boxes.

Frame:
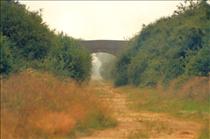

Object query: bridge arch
[79,40,128,56]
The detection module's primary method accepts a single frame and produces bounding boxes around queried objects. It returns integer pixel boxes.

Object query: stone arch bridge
[79,40,128,56]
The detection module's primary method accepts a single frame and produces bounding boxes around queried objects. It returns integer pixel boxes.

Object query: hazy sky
[20,1,183,40]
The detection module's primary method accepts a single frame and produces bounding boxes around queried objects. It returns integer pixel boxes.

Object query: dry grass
[118,76,209,139]
[1,69,116,139]
[121,76,209,114]
[128,120,173,139]
[168,76,210,102]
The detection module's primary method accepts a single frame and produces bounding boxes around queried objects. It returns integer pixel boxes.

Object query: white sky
[20,1,183,40]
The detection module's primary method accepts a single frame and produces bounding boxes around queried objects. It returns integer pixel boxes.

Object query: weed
[128,130,149,139]
[1,70,116,139]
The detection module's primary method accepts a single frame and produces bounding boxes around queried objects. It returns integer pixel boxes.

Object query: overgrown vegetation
[1,1,108,138]
[1,0,209,138]
[0,1,91,81]
[121,77,209,114]
[114,2,210,138]
[118,76,209,139]
[114,1,210,87]
[1,70,116,139]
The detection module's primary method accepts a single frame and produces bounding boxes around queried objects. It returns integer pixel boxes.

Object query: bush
[186,47,210,76]
[1,70,116,138]
[0,34,15,75]
[46,34,91,81]
[0,1,55,60]
[114,1,210,87]
[1,1,91,81]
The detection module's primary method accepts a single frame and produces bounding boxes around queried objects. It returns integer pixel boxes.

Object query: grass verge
[1,70,117,139]
[118,77,209,139]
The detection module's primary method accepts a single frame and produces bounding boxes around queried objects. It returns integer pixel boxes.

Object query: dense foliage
[47,34,91,81]
[0,1,91,81]
[0,34,16,74]
[114,1,210,86]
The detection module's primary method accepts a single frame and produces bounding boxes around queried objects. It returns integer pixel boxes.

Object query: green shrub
[0,1,91,81]
[186,46,210,76]
[114,1,210,87]
[0,35,13,75]
[46,34,91,81]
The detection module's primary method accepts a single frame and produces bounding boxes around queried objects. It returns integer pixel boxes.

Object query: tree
[0,1,55,60]
[0,1,92,81]
[114,1,210,87]
[47,34,91,81]
[0,34,15,75]
[186,47,210,76]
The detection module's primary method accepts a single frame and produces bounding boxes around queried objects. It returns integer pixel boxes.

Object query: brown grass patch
[1,69,114,139]
[29,111,76,135]
[168,76,210,101]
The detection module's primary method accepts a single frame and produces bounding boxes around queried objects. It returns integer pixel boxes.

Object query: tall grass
[118,76,209,139]
[1,70,116,139]
[122,76,210,114]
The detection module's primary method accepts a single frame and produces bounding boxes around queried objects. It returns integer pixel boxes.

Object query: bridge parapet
[79,40,128,56]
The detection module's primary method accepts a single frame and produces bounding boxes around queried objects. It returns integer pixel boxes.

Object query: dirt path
[78,82,202,139]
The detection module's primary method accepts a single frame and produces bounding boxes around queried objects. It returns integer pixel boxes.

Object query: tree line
[114,1,210,87]
[0,1,91,81]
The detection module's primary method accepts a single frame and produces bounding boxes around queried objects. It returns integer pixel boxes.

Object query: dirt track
[78,82,202,139]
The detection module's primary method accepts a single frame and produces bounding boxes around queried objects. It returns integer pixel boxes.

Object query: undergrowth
[118,76,210,139]
[1,70,116,139]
